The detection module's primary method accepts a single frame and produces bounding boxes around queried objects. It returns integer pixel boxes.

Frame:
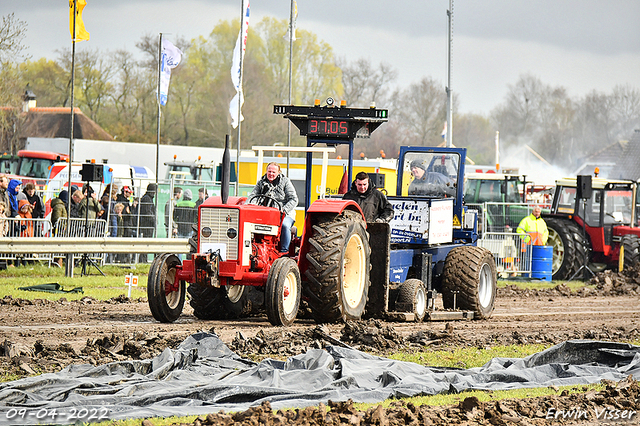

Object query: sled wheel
[442,246,497,320]
[396,279,427,322]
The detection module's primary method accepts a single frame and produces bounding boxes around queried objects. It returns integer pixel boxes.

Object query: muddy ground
[1,268,640,425]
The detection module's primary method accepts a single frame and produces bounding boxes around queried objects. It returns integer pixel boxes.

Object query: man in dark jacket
[69,185,80,218]
[138,183,157,238]
[23,183,45,220]
[173,188,197,238]
[343,171,393,223]
[408,159,455,197]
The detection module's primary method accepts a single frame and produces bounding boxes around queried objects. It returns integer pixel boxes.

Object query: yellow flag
[69,0,90,42]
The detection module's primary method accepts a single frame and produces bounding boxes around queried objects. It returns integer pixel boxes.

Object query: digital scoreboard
[308,119,349,137]
[274,102,388,140]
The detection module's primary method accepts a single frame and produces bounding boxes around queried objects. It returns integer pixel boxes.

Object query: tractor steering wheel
[248,194,284,212]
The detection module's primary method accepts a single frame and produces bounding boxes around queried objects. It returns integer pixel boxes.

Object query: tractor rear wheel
[147,254,185,323]
[621,234,640,269]
[545,218,586,280]
[395,279,427,322]
[304,210,370,323]
[442,246,496,319]
[265,257,301,326]
[188,283,226,320]
[224,285,259,317]
[188,283,258,320]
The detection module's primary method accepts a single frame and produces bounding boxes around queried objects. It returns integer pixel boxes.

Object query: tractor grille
[199,208,239,260]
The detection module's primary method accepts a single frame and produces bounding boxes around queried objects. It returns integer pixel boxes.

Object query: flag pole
[445,0,453,148]
[286,0,294,177]
[66,0,78,277]
[235,1,245,196]
[156,33,163,193]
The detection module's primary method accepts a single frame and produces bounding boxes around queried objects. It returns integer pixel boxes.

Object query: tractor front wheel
[147,254,185,323]
[265,257,301,326]
[188,284,226,320]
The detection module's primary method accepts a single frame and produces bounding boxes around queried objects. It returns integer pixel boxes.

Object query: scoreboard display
[274,101,388,140]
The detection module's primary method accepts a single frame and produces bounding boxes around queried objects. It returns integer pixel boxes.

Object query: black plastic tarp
[1,333,639,425]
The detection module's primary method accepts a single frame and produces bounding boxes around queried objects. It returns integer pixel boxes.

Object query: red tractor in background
[545,176,640,280]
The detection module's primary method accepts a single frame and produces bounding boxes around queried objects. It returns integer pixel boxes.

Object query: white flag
[284,1,298,41]
[230,0,250,128]
[159,39,183,106]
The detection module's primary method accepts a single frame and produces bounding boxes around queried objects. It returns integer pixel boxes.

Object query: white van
[44,162,156,202]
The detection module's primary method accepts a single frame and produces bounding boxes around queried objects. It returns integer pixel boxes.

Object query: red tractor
[148,156,371,326]
[545,176,640,280]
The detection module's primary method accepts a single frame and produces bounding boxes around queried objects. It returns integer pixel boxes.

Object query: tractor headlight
[227,228,238,239]
[201,227,212,238]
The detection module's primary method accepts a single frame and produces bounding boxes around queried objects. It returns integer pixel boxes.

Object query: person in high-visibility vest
[517,206,548,249]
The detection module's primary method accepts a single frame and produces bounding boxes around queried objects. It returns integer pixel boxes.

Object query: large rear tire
[147,253,185,323]
[224,285,257,318]
[621,234,640,270]
[265,257,301,326]
[187,283,258,320]
[395,279,427,322]
[442,246,496,320]
[546,218,587,280]
[304,211,370,323]
[187,283,226,320]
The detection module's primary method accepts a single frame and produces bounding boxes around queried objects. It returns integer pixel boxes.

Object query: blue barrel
[531,245,553,281]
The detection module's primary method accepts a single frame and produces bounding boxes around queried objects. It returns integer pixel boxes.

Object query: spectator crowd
[0,174,211,266]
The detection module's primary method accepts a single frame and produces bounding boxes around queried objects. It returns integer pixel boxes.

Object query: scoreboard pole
[274,102,388,210]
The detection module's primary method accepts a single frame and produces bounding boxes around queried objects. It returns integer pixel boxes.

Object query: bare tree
[0,13,29,65]
[0,13,29,152]
[392,77,448,146]
[610,84,640,140]
[454,113,496,165]
[56,48,116,122]
[339,57,397,108]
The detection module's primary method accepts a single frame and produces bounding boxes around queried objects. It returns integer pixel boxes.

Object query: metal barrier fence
[467,202,537,235]
[477,231,532,278]
[469,202,547,277]
[54,217,108,264]
[0,217,54,265]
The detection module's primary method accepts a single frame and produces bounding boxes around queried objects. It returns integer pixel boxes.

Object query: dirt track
[2,291,640,357]
[1,277,640,425]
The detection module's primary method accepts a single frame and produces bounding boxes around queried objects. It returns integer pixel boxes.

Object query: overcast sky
[5,1,640,115]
